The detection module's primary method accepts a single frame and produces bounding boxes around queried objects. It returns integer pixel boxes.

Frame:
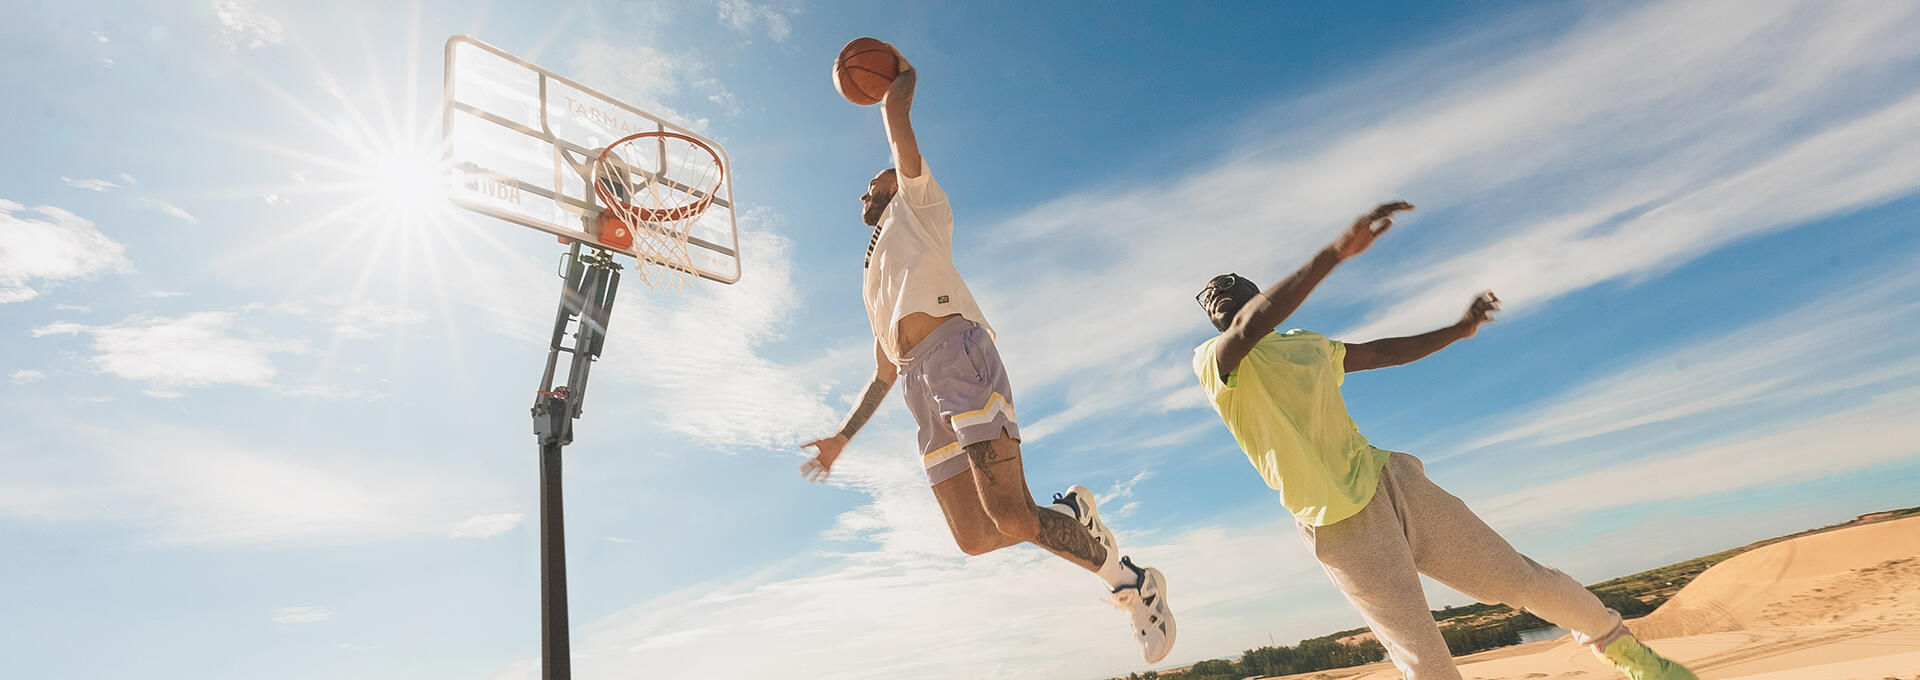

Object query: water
[1518,625,1570,644]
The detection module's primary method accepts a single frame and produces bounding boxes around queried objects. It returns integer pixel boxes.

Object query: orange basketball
[834,37,900,106]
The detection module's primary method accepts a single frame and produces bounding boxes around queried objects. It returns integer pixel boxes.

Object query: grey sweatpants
[1297,452,1622,680]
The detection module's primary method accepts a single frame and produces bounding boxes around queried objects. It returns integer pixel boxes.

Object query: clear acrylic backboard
[442,35,741,284]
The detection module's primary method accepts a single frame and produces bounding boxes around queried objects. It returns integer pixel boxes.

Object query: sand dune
[1265,515,1920,680]
[1633,515,1920,638]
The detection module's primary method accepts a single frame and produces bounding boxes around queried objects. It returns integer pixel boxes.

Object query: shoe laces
[1104,556,1147,611]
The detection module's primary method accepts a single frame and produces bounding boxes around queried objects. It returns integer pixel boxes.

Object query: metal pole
[529,245,620,680]
[538,426,572,680]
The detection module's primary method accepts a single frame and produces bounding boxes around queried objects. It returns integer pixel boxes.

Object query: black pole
[539,428,572,680]
[530,246,619,680]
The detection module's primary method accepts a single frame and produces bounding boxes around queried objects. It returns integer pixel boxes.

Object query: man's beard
[862,197,889,225]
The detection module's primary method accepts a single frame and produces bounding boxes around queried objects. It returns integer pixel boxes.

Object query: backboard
[442,35,741,284]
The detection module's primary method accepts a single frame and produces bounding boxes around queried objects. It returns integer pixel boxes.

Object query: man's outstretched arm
[1344,292,1499,372]
[800,340,897,482]
[1215,202,1413,378]
[880,46,922,179]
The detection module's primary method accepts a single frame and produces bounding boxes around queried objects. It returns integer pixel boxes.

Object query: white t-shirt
[863,166,993,366]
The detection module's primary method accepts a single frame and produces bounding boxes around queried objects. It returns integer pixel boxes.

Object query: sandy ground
[1263,515,1920,680]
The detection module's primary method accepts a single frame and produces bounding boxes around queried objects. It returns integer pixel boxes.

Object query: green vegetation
[1116,633,1387,680]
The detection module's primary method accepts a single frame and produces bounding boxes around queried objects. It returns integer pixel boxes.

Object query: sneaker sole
[1140,567,1176,664]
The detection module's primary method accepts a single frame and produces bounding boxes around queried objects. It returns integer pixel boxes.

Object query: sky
[4,1,1920,678]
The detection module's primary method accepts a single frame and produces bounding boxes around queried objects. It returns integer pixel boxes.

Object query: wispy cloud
[212,0,284,50]
[0,199,132,303]
[272,607,333,624]
[449,513,523,539]
[61,176,123,192]
[142,290,189,299]
[151,200,199,224]
[1476,386,1920,529]
[31,312,304,391]
[9,370,45,385]
[714,0,796,42]
[270,297,427,339]
[569,41,738,130]
[0,424,498,546]
[1456,263,1920,454]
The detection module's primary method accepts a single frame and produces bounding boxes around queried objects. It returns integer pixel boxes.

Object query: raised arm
[1214,202,1412,378]
[800,340,898,482]
[1344,292,1499,372]
[880,47,923,179]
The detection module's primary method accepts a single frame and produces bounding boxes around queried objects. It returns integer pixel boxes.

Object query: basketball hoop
[590,131,725,290]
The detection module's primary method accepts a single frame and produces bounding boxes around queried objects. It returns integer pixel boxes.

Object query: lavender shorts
[899,317,1020,484]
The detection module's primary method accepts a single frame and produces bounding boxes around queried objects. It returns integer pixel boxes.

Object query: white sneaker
[1109,556,1176,664]
[1052,485,1120,577]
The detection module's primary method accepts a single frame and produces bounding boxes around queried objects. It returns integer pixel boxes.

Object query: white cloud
[264,193,284,205]
[0,424,498,546]
[272,606,333,624]
[61,177,123,192]
[52,303,90,312]
[273,297,428,339]
[142,290,188,299]
[449,513,523,539]
[212,0,284,50]
[9,370,45,385]
[117,173,137,185]
[1457,264,1920,453]
[569,41,734,130]
[0,199,131,303]
[1476,387,1920,529]
[152,200,199,224]
[31,312,303,390]
[714,0,796,42]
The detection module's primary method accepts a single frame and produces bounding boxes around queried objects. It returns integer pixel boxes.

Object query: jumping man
[799,42,1177,663]
[1192,202,1697,680]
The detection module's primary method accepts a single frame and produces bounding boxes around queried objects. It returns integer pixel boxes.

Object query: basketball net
[591,131,725,291]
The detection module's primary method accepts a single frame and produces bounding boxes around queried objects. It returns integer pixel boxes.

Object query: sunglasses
[1196,273,1243,304]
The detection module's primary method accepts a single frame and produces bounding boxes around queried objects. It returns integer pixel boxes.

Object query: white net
[592,132,726,291]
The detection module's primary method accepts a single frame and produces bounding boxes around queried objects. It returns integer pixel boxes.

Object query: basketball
[833,37,900,106]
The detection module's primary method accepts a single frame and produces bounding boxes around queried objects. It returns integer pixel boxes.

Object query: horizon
[5,1,1920,679]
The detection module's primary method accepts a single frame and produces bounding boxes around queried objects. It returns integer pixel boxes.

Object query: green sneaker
[1594,634,1698,680]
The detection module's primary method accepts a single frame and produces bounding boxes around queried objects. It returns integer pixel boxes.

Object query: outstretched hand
[882,43,916,106]
[799,434,848,483]
[1457,291,1500,338]
[1332,201,1414,260]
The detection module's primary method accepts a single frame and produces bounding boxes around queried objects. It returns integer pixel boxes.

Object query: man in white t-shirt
[799,42,1176,664]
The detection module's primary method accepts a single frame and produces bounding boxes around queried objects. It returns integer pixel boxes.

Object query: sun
[364,144,451,225]
[213,30,534,382]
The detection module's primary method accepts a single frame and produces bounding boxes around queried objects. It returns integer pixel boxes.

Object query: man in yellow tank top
[1193,202,1696,680]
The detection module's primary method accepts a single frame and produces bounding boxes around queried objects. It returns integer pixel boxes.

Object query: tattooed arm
[800,340,897,482]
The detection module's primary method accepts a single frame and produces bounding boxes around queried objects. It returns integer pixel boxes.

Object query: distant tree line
[1109,633,1387,680]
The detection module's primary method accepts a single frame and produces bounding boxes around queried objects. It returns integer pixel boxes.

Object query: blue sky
[4,1,1920,678]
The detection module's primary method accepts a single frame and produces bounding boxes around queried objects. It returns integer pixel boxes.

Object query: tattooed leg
[964,438,1108,572]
